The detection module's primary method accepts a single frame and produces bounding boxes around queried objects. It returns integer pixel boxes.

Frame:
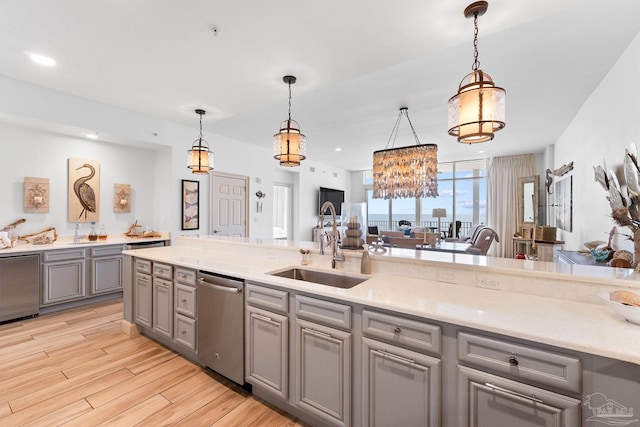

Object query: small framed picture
[181,180,199,230]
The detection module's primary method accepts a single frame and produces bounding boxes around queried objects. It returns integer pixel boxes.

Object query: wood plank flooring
[0,299,306,426]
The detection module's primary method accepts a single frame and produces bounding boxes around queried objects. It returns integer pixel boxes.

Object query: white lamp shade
[187,142,213,174]
[273,119,306,167]
[448,70,505,144]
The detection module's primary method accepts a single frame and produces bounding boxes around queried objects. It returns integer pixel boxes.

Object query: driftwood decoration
[545,161,574,194]
[68,158,100,223]
[1,218,26,232]
[18,226,58,245]
[24,177,49,213]
[124,222,162,238]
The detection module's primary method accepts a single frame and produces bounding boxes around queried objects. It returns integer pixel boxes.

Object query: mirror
[518,176,539,228]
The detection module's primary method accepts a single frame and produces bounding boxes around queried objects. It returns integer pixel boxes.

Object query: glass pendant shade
[273,119,306,167]
[372,144,438,199]
[448,70,505,143]
[187,138,213,174]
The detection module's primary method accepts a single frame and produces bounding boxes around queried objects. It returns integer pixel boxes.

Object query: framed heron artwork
[68,158,100,223]
[182,179,199,230]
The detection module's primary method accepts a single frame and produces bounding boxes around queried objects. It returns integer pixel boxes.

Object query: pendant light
[372,107,438,199]
[274,75,306,167]
[187,109,213,174]
[448,1,505,144]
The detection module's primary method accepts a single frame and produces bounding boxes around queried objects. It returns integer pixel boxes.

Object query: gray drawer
[362,309,441,356]
[43,248,86,262]
[175,267,196,286]
[90,244,125,257]
[246,282,289,314]
[295,294,351,329]
[153,262,173,280]
[458,331,581,393]
[135,259,152,274]
[175,283,197,318]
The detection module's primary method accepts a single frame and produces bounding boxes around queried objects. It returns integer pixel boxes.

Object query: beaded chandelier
[372,108,438,199]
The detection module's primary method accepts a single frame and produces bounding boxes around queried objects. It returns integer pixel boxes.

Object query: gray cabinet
[42,248,86,306]
[152,277,173,338]
[458,366,581,427]
[361,309,442,427]
[89,245,124,295]
[247,304,289,399]
[295,317,351,427]
[245,282,289,400]
[457,331,582,427]
[362,338,440,427]
[174,267,197,351]
[134,271,152,328]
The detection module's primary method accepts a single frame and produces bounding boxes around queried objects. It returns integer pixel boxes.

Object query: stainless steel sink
[268,267,368,289]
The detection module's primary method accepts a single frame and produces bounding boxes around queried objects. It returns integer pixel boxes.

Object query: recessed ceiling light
[477,150,485,154]
[86,133,98,140]
[26,52,56,67]
[335,147,342,152]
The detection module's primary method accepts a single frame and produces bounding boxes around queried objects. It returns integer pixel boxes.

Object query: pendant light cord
[288,81,292,121]
[472,12,480,71]
[384,108,422,149]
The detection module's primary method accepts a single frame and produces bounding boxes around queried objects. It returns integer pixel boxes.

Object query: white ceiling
[2,0,639,170]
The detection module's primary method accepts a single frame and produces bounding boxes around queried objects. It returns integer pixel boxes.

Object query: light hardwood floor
[0,299,307,426]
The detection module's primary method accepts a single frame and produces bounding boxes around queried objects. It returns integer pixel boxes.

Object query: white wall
[0,123,157,237]
[0,77,349,242]
[554,32,640,252]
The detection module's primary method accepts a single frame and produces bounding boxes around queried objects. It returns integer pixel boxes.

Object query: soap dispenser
[360,244,371,274]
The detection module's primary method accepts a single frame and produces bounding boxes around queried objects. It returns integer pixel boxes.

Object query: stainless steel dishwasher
[196,271,245,384]
[0,254,40,322]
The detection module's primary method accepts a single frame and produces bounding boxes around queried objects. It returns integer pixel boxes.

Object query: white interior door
[210,173,247,236]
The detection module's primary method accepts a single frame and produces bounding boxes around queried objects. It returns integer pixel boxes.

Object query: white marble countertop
[0,234,170,256]
[124,239,640,366]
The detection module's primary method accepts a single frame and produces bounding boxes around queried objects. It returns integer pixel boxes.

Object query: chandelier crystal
[448,1,505,144]
[274,75,306,167]
[187,109,213,174]
[372,108,438,199]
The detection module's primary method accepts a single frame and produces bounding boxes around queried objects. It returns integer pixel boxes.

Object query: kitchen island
[123,235,640,427]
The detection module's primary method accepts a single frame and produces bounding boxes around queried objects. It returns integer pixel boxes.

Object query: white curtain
[487,154,535,257]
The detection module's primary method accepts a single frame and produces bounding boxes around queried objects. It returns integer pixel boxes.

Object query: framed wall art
[182,180,199,230]
[114,183,131,213]
[68,158,100,223]
[24,177,49,213]
[554,175,573,232]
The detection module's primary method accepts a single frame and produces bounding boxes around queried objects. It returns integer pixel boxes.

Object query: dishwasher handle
[197,273,243,294]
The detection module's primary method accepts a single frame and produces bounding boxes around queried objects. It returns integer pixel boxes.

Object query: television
[318,187,344,215]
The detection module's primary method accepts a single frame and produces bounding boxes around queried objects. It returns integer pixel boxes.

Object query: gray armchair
[465,227,499,255]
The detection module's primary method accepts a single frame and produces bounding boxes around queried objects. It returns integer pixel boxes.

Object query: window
[365,159,487,236]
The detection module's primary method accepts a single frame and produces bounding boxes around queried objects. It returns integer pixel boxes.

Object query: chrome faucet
[319,201,345,269]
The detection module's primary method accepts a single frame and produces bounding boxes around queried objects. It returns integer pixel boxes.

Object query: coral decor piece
[593,143,640,269]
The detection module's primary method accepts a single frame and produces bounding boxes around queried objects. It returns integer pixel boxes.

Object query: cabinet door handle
[508,355,519,366]
[484,382,544,404]
[393,326,402,334]
[376,349,414,365]
[304,327,334,340]
[252,313,279,326]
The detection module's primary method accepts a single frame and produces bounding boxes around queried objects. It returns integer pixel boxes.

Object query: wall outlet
[476,275,501,290]
[437,269,458,284]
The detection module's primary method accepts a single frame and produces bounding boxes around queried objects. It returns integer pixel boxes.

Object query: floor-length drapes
[487,154,535,257]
